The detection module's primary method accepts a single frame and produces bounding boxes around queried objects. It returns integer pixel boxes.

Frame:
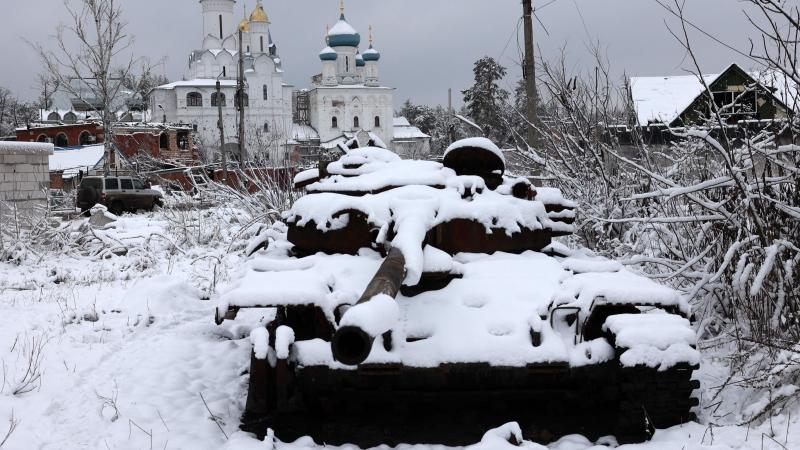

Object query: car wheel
[109,201,124,216]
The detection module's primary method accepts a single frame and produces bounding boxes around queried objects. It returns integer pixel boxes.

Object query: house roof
[629,63,796,126]
[49,144,105,173]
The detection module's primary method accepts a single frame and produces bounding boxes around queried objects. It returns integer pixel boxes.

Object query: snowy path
[0,211,797,450]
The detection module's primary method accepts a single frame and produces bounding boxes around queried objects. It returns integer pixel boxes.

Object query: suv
[76,176,163,215]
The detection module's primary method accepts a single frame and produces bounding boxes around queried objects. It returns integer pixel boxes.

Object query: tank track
[616,363,700,443]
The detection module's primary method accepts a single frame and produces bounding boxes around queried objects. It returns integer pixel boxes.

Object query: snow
[2,203,798,450]
[48,144,105,172]
[275,326,295,360]
[339,294,400,337]
[251,327,270,360]
[156,78,238,90]
[0,141,54,155]
[328,19,358,37]
[293,168,320,185]
[629,73,719,125]
[445,137,506,165]
[604,314,700,370]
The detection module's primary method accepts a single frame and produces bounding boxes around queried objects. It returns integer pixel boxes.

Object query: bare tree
[29,0,138,174]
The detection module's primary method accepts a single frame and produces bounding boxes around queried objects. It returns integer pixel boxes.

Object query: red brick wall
[114,132,162,159]
[16,124,103,147]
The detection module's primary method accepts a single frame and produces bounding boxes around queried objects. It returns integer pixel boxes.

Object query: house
[113,124,199,167]
[392,117,431,158]
[629,63,794,128]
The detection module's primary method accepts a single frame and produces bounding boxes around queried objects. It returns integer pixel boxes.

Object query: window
[346,56,350,72]
[223,66,227,77]
[79,131,93,146]
[159,133,169,150]
[187,92,203,107]
[80,178,102,189]
[712,90,756,117]
[177,131,189,150]
[331,116,338,129]
[47,112,60,121]
[374,116,381,128]
[263,122,270,132]
[211,92,226,107]
[133,180,146,190]
[37,134,48,142]
[55,133,69,147]
[120,179,133,190]
[353,116,360,128]
[263,85,268,100]
[219,15,223,39]
[235,91,249,109]
[63,112,77,124]
[105,178,119,190]
[260,36,265,53]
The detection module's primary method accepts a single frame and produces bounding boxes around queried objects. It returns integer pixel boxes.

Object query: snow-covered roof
[393,123,430,140]
[155,79,238,90]
[630,73,719,125]
[329,17,358,36]
[0,141,54,155]
[289,123,320,142]
[49,144,105,172]
[393,117,411,127]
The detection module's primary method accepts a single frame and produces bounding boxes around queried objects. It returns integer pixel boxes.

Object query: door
[119,178,137,209]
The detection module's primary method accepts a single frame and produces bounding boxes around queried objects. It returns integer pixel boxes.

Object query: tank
[216,138,699,446]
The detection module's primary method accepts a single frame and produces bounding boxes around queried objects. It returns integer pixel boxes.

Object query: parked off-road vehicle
[76,176,163,215]
[216,138,700,446]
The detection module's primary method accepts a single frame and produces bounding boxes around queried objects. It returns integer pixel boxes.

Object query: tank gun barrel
[331,247,406,365]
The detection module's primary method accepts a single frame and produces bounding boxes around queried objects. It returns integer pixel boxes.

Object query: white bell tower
[200,0,236,40]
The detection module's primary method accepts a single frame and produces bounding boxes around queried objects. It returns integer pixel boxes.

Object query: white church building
[149,0,430,165]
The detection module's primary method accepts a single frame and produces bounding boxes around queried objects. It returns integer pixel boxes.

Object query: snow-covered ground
[0,206,797,450]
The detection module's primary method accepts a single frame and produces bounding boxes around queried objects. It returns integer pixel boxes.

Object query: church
[149,0,430,165]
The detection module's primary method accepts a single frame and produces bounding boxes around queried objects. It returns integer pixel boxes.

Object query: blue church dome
[327,15,360,48]
[363,45,380,62]
[319,46,338,61]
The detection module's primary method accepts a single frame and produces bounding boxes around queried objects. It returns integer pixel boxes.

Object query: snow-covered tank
[216,138,700,446]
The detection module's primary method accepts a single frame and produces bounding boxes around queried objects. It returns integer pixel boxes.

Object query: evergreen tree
[462,56,510,144]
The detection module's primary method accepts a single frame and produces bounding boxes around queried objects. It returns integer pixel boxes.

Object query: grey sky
[2,0,778,107]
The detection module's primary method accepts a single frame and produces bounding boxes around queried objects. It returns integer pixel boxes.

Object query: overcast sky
[2,0,784,107]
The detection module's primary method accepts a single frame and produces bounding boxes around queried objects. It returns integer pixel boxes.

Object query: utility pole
[522,0,538,147]
[238,28,247,167]
[216,80,228,183]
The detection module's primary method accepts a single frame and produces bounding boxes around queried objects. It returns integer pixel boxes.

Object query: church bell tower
[200,0,236,40]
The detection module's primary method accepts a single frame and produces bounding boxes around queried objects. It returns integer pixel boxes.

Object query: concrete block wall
[0,142,54,225]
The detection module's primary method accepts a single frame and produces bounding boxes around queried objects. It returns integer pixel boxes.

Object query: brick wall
[0,142,54,225]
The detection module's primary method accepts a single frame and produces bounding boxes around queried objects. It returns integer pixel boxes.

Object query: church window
[353,116,360,128]
[235,91,249,109]
[264,123,269,132]
[187,92,203,107]
[219,15,223,39]
[64,112,77,124]
[47,112,60,121]
[346,57,350,72]
[263,85,268,100]
[211,92,226,107]
[374,116,381,128]
[331,117,338,129]
[260,36,264,53]
[223,66,227,77]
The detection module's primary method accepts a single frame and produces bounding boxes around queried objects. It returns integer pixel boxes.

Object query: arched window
[222,66,227,77]
[47,112,60,121]
[159,132,169,150]
[37,134,48,142]
[353,116,360,129]
[55,133,69,147]
[235,91,249,109]
[374,116,381,128]
[260,36,265,53]
[345,57,350,72]
[331,116,338,129]
[63,112,77,124]
[79,131,93,146]
[263,122,270,132]
[187,92,203,107]
[263,85,268,100]
[219,15,223,39]
[211,92,226,107]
